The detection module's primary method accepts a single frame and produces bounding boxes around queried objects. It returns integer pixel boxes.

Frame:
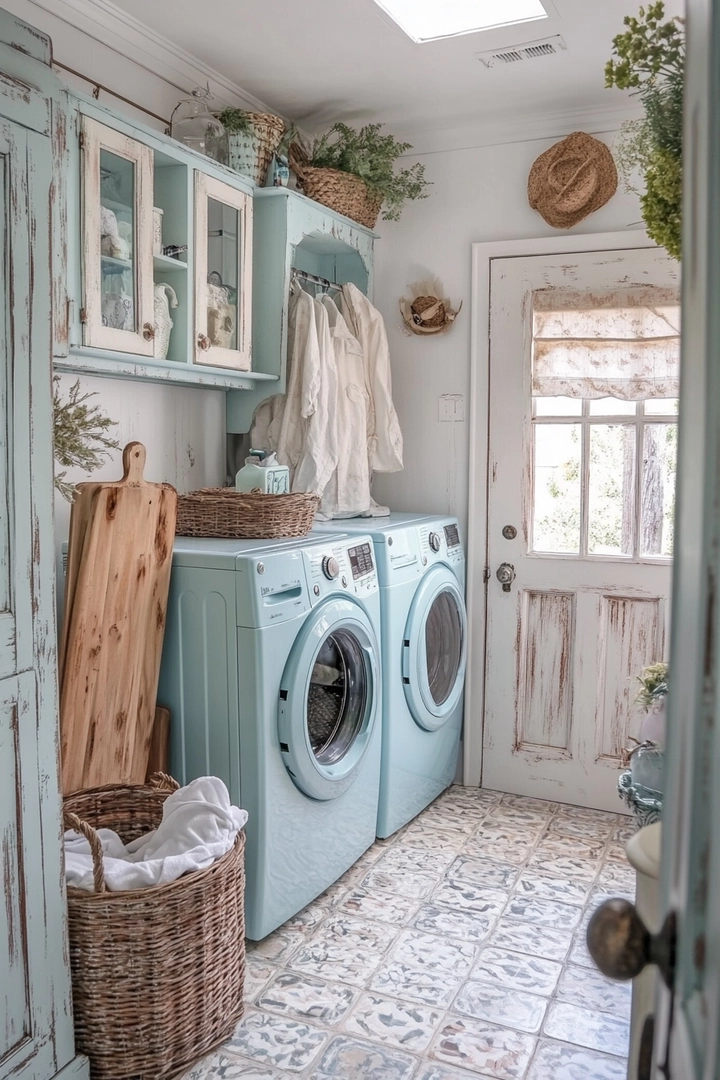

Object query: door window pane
[534,396,582,416]
[641,424,677,557]
[533,425,581,554]
[588,425,636,556]
[206,197,239,351]
[589,397,637,415]
[307,630,368,765]
[645,398,679,415]
[99,149,136,331]
[425,590,463,705]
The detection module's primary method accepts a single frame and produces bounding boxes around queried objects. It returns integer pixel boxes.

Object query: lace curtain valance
[532,286,681,400]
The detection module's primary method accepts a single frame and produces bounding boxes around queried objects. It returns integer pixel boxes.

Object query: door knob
[496,562,516,592]
[586,898,676,988]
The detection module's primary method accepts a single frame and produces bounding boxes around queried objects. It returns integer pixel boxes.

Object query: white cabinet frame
[80,116,154,355]
[194,171,253,371]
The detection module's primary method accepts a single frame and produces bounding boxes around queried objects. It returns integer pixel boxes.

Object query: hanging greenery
[307,123,430,222]
[606,3,684,259]
[53,378,120,501]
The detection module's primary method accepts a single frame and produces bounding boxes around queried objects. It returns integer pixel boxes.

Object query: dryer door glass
[308,629,368,765]
[425,589,464,706]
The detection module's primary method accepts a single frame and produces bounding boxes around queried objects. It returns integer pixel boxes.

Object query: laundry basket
[64,774,246,1080]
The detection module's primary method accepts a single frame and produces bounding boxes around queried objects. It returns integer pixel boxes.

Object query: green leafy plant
[635,661,669,711]
[53,378,120,501]
[216,108,254,136]
[307,123,430,222]
[606,3,684,258]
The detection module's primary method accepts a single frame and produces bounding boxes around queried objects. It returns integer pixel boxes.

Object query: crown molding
[396,100,644,157]
[24,0,274,114]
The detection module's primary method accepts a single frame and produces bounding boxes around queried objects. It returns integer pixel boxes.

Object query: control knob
[429,531,441,553]
[322,555,340,580]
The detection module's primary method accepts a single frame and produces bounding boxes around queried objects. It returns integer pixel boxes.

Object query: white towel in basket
[64,776,248,892]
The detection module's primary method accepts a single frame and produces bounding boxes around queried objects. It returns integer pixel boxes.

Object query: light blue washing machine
[314,514,467,837]
[157,532,382,940]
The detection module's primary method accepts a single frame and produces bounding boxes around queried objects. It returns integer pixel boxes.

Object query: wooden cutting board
[60,443,177,793]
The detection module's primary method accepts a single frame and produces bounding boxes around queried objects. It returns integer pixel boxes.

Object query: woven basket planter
[64,775,246,1080]
[289,144,382,229]
[228,112,285,186]
[177,487,319,539]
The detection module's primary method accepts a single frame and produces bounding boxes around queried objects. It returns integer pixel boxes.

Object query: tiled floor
[183,788,636,1080]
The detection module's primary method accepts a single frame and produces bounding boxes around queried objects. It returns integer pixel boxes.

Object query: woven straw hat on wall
[528,132,618,229]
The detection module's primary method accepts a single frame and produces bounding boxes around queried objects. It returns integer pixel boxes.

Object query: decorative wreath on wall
[399,279,462,336]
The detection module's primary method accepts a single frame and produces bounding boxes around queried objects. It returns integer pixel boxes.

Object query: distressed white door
[482,248,680,811]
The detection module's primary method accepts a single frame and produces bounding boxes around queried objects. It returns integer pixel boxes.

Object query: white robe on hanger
[251,283,339,496]
[317,295,371,519]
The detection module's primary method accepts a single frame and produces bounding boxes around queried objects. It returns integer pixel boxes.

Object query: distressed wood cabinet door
[0,19,87,1078]
[482,247,679,811]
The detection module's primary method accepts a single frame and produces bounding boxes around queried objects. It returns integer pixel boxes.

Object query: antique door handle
[496,563,516,592]
[142,322,155,341]
[586,898,677,988]
[197,334,211,351]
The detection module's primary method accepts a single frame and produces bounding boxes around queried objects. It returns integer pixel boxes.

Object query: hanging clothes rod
[290,267,342,291]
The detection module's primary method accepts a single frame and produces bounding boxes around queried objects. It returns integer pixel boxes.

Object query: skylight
[372,0,548,43]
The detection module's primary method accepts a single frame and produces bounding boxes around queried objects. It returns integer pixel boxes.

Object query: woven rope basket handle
[64,810,106,893]
[148,771,180,792]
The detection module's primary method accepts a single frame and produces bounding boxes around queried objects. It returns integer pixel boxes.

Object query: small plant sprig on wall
[606,3,684,259]
[53,378,120,501]
[309,123,429,222]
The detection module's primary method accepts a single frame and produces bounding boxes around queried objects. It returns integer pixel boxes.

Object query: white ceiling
[109,0,684,142]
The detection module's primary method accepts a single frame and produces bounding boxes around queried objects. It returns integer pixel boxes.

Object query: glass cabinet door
[81,117,154,355]
[194,172,253,370]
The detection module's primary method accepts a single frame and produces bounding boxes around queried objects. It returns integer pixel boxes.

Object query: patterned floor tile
[310,1034,418,1080]
[181,1051,288,1079]
[440,786,503,808]
[595,862,637,897]
[430,1015,536,1079]
[566,929,595,968]
[556,963,632,1016]
[289,916,396,987]
[448,855,520,891]
[543,1001,630,1056]
[344,992,444,1052]
[514,871,590,906]
[604,841,630,863]
[547,817,615,842]
[502,894,582,930]
[533,834,608,862]
[369,960,463,1008]
[412,903,496,943]
[526,854,600,885]
[400,822,473,852]
[486,804,554,829]
[462,833,536,866]
[244,958,281,1004]
[501,794,558,813]
[454,979,547,1033]
[473,946,562,995]
[527,1040,628,1079]
[282,902,329,933]
[377,846,456,876]
[246,929,305,964]
[613,819,636,843]
[227,1011,328,1073]
[361,867,439,900]
[338,888,420,926]
[488,917,573,963]
[416,1065,495,1080]
[256,971,356,1025]
[389,929,477,977]
[415,809,480,835]
[431,878,510,916]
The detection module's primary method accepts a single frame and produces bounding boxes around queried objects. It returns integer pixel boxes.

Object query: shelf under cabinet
[56,348,279,391]
[153,253,188,272]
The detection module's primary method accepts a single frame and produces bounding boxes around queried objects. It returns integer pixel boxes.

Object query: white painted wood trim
[81,116,154,355]
[194,171,253,371]
[465,229,658,787]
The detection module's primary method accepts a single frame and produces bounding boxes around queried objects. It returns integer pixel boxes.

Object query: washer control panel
[418,520,465,565]
[307,539,378,600]
[348,542,374,580]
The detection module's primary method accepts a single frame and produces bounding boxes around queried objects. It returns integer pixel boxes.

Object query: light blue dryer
[314,514,467,837]
[157,532,382,940]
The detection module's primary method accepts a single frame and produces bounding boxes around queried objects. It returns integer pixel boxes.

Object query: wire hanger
[290,267,341,294]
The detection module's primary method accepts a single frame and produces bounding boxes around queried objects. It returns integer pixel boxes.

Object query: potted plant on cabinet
[217,107,289,187]
[605,2,684,259]
[289,122,430,228]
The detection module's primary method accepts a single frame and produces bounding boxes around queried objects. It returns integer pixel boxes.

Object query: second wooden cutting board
[60,442,177,794]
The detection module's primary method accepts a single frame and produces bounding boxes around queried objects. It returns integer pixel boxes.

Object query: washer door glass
[425,589,464,707]
[403,566,467,732]
[279,597,379,801]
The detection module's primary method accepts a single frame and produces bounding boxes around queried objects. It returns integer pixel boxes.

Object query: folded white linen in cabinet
[64,776,248,892]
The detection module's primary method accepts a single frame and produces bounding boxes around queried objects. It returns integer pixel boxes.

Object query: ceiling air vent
[477,34,567,68]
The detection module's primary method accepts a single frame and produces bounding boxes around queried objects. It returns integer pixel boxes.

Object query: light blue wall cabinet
[0,10,88,1080]
[226,188,376,434]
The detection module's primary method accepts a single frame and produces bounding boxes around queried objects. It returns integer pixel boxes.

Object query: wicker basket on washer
[177,488,319,540]
[64,774,246,1080]
[289,143,383,229]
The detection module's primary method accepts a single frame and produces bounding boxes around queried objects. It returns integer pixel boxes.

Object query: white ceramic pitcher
[153,282,178,360]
